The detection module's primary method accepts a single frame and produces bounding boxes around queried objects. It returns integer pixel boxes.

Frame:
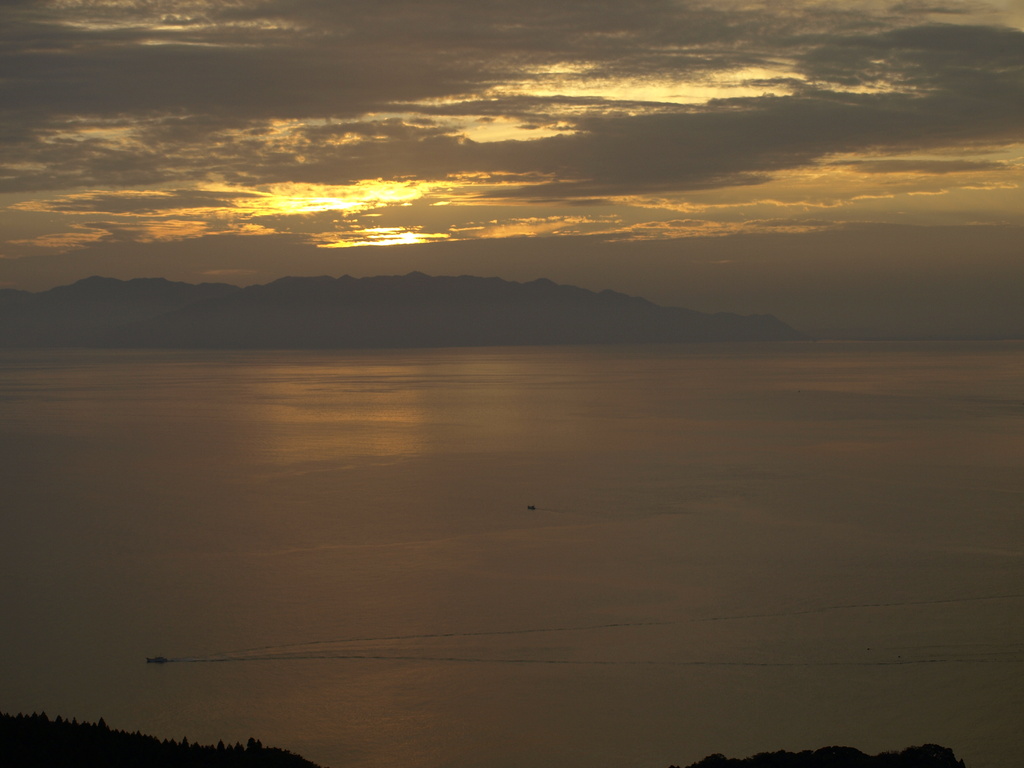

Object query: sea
[0,342,1021,768]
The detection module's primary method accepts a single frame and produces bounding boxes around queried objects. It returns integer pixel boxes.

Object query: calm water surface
[1,342,1022,768]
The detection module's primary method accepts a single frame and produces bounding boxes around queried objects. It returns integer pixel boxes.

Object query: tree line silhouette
[0,711,321,768]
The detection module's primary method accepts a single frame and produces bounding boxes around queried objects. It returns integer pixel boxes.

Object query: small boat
[146,656,169,664]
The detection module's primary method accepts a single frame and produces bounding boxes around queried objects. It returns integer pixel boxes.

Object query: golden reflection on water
[253,376,430,463]
[237,351,614,469]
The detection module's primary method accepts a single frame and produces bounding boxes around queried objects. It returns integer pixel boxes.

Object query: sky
[2,0,1023,338]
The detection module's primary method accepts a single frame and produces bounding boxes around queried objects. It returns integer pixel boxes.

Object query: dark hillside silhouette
[678,744,966,768]
[0,712,321,768]
[0,273,805,348]
[0,713,967,768]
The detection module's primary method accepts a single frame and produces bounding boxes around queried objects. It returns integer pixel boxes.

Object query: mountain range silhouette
[0,273,805,348]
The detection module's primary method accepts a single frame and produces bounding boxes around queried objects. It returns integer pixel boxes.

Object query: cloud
[1,4,1022,274]
[3,0,1021,206]
[842,158,1015,174]
[13,189,262,215]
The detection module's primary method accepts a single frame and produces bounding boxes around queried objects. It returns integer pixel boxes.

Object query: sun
[243,181,442,218]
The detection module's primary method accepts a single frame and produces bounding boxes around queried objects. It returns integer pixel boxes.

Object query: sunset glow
[2,0,1022,337]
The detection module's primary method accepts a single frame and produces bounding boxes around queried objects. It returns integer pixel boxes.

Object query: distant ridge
[0,273,806,348]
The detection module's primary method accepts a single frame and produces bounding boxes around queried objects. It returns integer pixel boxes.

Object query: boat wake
[147,592,1024,667]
